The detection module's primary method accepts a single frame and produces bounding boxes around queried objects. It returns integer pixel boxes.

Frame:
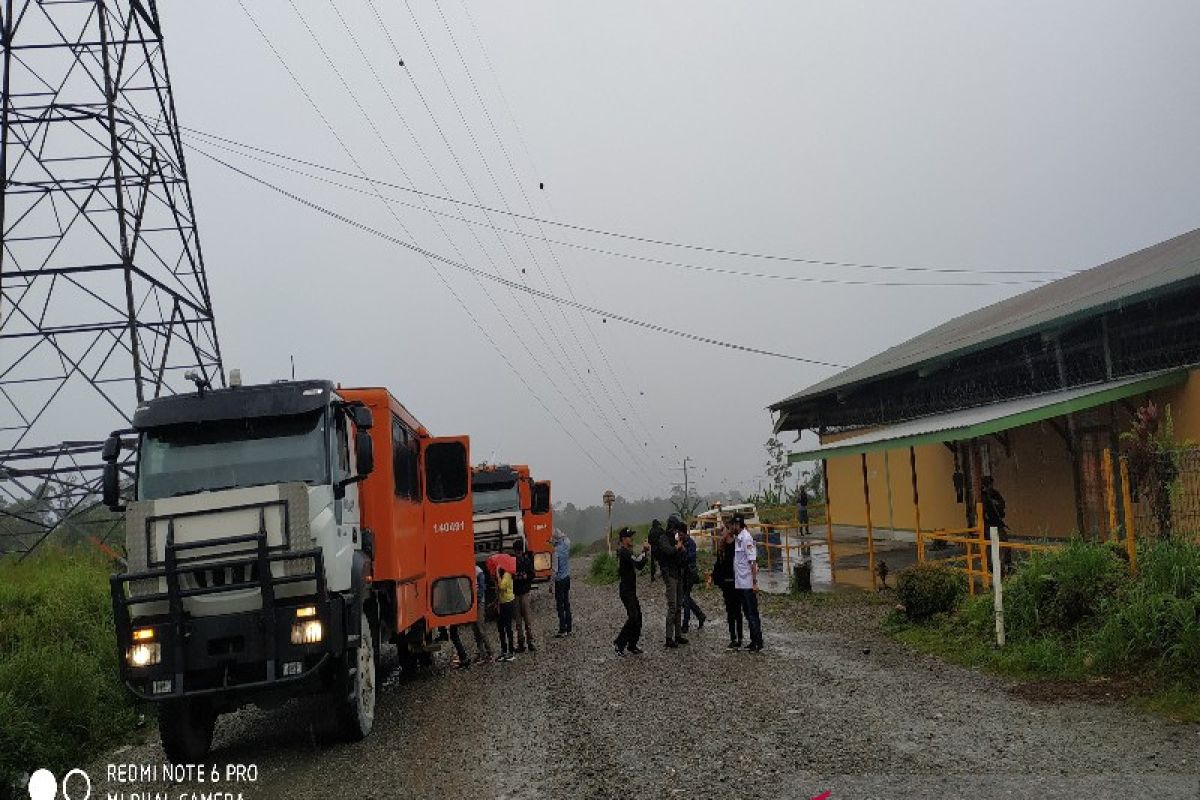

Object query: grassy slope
[0,550,142,788]
[882,541,1200,723]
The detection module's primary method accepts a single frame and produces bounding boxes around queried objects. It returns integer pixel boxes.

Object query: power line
[231,0,645,495]
[177,126,1051,289]
[167,129,1070,279]
[317,0,666,483]
[190,144,847,370]
[397,0,664,479]
[428,0,673,463]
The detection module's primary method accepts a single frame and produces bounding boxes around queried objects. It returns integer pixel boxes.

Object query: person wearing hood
[655,514,687,648]
[550,529,573,637]
[647,518,665,582]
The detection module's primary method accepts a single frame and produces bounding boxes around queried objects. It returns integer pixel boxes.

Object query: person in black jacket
[511,539,537,653]
[711,518,743,649]
[613,527,650,655]
[647,519,664,582]
[655,515,687,648]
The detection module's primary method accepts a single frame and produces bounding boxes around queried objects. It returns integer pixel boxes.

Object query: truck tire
[158,699,216,763]
[337,608,377,741]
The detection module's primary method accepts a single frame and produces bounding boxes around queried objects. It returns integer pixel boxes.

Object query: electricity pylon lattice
[0,0,223,555]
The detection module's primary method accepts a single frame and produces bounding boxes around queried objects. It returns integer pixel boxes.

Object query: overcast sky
[36,0,1200,506]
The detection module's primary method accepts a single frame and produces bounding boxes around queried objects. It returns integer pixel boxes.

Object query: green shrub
[895,563,965,621]
[0,550,140,789]
[1136,539,1200,598]
[1003,540,1128,637]
[588,551,619,585]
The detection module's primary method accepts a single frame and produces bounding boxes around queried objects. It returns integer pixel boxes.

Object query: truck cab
[105,379,474,762]
[471,464,553,579]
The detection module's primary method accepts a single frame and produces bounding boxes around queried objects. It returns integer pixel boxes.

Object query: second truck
[470,463,553,579]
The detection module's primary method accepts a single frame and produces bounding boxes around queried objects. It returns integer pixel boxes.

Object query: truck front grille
[184,563,260,591]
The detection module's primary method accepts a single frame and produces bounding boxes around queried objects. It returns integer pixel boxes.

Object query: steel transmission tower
[0,0,223,554]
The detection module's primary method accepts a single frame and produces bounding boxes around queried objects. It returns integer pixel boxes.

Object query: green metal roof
[787,369,1187,463]
[772,227,1200,415]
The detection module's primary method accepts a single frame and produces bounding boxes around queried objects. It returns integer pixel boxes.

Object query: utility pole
[671,456,695,518]
[602,489,615,555]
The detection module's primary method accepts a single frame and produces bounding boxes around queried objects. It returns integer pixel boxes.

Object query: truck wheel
[337,609,377,741]
[158,699,216,763]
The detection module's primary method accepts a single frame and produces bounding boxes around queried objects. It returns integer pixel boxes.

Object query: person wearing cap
[732,512,764,651]
[654,514,687,648]
[613,526,650,655]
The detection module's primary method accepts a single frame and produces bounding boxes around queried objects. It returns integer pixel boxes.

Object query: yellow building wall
[988,422,1078,537]
[1157,370,1200,443]
[825,443,962,533]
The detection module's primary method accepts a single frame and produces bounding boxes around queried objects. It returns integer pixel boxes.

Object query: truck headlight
[127,642,161,668]
[534,553,552,572]
[290,620,323,645]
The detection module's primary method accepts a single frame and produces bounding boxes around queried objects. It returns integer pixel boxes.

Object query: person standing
[981,476,1011,573]
[495,567,516,662]
[512,540,537,652]
[448,625,472,670]
[613,526,650,655]
[654,515,687,648]
[732,513,764,652]
[550,529,573,637]
[797,486,811,536]
[647,519,664,583]
[711,518,743,649]
[679,520,706,633]
[470,564,494,663]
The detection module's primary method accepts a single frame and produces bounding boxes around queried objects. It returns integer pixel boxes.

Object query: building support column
[861,452,877,590]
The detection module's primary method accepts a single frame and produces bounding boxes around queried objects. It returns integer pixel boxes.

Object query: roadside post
[603,490,615,555]
[989,526,1005,647]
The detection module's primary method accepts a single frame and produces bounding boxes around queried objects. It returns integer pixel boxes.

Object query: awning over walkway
[788,369,1187,463]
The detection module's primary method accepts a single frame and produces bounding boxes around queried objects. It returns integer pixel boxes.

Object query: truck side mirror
[101,433,121,462]
[351,405,373,430]
[103,461,124,511]
[355,430,374,476]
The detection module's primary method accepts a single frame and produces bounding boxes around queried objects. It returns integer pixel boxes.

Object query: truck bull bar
[110,506,338,701]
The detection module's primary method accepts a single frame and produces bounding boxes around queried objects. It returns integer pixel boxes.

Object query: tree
[1123,401,1183,539]
[763,437,793,504]
[669,483,703,520]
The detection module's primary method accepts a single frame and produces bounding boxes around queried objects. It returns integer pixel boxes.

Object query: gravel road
[95,557,1200,800]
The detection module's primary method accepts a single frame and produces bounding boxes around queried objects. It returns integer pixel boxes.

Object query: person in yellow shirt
[495,568,516,662]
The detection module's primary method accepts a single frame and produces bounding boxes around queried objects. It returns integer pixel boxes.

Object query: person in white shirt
[731,513,764,651]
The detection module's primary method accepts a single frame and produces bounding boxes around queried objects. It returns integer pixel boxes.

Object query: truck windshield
[472,479,519,514]
[138,412,329,500]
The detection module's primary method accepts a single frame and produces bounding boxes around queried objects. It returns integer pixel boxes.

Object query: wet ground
[93,557,1200,800]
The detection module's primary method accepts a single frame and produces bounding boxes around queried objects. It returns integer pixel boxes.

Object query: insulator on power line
[539,182,544,190]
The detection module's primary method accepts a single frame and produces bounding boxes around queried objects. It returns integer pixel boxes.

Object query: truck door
[529,480,554,578]
[420,436,477,627]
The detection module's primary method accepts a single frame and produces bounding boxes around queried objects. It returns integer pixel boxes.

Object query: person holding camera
[613,526,650,655]
[655,514,688,648]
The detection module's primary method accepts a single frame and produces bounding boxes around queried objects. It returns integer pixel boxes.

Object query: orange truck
[471,464,554,580]
[104,379,476,762]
